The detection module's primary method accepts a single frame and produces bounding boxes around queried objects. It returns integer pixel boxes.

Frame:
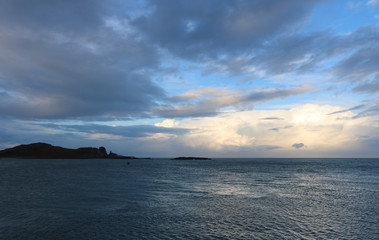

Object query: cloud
[0,0,164,119]
[333,45,379,82]
[261,117,284,120]
[168,87,231,102]
[328,104,366,115]
[154,86,312,118]
[292,143,305,149]
[0,0,377,122]
[0,0,378,159]
[33,123,189,139]
[326,99,379,119]
[133,0,379,89]
[269,128,280,132]
[242,86,312,102]
[253,24,379,77]
[353,77,379,93]
[133,0,320,60]
[1,103,378,157]
[167,104,379,156]
[367,0,378,6]
[352,99,379,118]
[143,4,379,91]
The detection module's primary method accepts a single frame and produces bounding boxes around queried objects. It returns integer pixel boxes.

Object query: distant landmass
[0,142,138,159]
[172,157,212,160]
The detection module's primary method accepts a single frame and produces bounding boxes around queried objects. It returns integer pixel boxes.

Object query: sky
[0,0,378,158]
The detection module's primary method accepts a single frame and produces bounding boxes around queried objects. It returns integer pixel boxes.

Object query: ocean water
[0,158,378,240]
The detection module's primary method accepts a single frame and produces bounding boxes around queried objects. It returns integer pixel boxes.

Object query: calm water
[0,158,378,239]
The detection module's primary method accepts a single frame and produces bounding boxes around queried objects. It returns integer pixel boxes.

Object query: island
[172,157,212,160]
[0,142,139,159]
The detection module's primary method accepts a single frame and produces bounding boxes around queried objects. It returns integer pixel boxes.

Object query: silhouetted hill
[0,143,136,159]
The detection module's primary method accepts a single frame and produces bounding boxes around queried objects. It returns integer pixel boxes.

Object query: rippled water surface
[1,158,378,239]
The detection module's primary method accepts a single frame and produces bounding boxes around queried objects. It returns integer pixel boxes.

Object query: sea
[0,158,378,240]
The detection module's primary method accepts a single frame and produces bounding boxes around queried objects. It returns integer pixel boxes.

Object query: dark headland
[0,142,140,159]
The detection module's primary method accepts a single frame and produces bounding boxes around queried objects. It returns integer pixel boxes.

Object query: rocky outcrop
[0,142,135,159]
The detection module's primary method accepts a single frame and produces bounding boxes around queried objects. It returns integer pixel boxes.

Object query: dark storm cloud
[133,0,321,60]
[0,0,164,119]
[0,127,13,142]
[0,0,111,34]
[223,24,378,87]
[0,0,322,122]
[292,143,304,149]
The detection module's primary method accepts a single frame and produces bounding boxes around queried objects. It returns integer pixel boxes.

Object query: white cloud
[146,104,379,157]
[154,119,179,128]
[367,0,378,6]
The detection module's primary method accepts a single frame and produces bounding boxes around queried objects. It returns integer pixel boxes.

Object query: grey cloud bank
[0,0,377,120]
[0,0,163,119]
[0,0,378,157]
[133,0,320,59]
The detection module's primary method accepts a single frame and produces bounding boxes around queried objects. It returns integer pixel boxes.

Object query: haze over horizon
[0,0,378,158]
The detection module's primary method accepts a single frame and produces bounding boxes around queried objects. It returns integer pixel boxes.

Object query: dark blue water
[0,158,378,239]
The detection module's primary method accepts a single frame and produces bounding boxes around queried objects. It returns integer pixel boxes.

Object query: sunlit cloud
[155,86,313,118]
[146,103,379,157]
